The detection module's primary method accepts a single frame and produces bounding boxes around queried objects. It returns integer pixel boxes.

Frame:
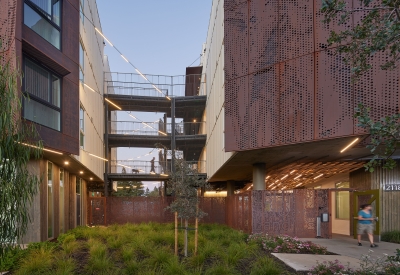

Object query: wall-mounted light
[294,174,302,180]
[340,138,359,153]
[314,174,323,180]
[281,174,288,180]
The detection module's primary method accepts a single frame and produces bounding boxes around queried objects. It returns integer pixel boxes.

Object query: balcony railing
[105,72,206,97]
[109,121,206,136]
[110,160,206,175]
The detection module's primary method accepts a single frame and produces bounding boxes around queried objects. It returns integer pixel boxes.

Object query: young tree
[147,186,160,197]
[113,181,144,197]
[0,47,42,259]
[322,1,400,170]
[166,158,209,257]
[321,0,400,78]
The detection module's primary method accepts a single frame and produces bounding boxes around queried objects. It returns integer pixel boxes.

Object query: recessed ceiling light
[90,177,93,180]
[64,161,69,165]
[80,171,83,174]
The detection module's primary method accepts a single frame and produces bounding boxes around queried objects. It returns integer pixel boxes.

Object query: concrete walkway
[273,235,400,272]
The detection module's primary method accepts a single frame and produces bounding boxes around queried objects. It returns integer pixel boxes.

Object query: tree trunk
[184,219,188,257]
[194,217,198,256]
[174,212,178,256]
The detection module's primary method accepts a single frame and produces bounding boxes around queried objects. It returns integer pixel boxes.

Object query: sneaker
[358,242,362,246]
[370,244,378,248]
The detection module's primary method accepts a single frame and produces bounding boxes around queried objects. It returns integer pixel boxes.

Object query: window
[24,0,61,49]
[79,41,84,83]
[336,182,350,219]
[48,162,54,239]
[80,0,84,24]
[79,105,84,148]
[23,57,61,131]
[59,168,64,234]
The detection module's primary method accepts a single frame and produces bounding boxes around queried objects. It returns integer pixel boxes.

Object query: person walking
[357,204,378,248]
[150,157,155,173]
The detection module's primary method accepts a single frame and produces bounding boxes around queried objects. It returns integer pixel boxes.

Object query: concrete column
[227,180,235,196]
[253,163,266,190]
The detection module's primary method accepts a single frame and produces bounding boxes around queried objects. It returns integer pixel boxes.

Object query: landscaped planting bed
[0,223,332,274]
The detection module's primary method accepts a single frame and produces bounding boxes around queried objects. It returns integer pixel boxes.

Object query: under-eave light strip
[94,27,113,47]
[89,153,108,162]
[314,174,324,180]
[83,83,95,92]
[105,98,122,110]
[340,138,359,153]
[20,142,63,155]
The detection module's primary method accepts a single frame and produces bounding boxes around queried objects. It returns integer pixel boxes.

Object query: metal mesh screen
[226,192,252,233]
[225,0,400,151]
[252,190,331,238]
[0,0,16,67]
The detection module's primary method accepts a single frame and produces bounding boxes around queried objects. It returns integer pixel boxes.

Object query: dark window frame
[22,55,63,132]
[23,0,63,50]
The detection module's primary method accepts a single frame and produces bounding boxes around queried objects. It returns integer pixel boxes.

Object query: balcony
[108,160,207,181]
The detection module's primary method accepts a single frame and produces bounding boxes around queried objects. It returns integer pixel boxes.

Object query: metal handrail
[109,121,206,136]
[105,72,206,97]
[110,160,206,174]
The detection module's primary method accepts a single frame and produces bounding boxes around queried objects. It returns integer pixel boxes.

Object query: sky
[96,1,213,189]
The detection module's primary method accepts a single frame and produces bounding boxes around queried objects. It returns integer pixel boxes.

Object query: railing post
[171,77,176,173]
[104,98,109,197]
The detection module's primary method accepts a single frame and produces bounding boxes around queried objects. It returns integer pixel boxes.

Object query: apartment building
[202,0,400,237]
[0,0,107,243]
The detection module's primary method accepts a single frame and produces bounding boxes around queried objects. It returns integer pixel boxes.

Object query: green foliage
[321,0,400,78]
[248,233,329,254]
[8,223,317,274]
[381,230,400,243]
[355,103,400,171]
[0,42,43,261]
[113,181,144,197]
[250,257,284,275]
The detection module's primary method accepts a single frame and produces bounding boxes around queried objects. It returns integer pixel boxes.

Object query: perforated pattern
[252,190,330,238]
[0,0,17,67]
[225,0,400,151]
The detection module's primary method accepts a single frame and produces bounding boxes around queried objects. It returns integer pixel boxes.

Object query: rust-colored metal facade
[226,192,252,233]
[224,0,400,152]
[252,190,331,238]
[89,197,107,226]
[0,0,80,154]
[104,197,226,226]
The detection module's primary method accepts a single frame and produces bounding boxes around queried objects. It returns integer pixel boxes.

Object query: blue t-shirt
[358,210,372,224]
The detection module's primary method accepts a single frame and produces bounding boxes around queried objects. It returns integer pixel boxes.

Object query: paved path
[274,235,400,272]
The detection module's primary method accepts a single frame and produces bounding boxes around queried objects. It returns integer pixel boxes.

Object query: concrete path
[273,235,400,272]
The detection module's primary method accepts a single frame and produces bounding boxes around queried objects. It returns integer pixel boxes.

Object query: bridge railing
[110,160,207,175]
[109,121,206,136]
[105,72,206,98]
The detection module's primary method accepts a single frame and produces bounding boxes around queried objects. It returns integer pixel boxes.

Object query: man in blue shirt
[357,204,378,248]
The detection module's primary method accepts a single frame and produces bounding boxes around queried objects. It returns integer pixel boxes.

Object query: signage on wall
[384,184,400,191]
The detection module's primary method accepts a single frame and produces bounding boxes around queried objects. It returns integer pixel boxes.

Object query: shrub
[381,230,400,244]
[15,247,54,275]
[250,257,284,275]
[248,233,329,254]
[308,260,352,275]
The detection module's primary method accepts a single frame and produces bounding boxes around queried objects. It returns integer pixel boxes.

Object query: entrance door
[90,198,106,226]
[353,190,380,238]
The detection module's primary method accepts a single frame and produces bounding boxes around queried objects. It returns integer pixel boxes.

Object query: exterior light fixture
[64,161,69,165]
[193,119,197,122]
[89,153,108,162]
[265,176,270,179]
[83,83,95,92]
[295,183,303,187]
[281,174,288,180]
[90,177,93,180]
[105,98,122,110]
[19,142,63,155]
[94,27,114,47]
[121,55,129,63]
[314,174,323,180]
[161,174,169,177]
[340,138,359,153]
[294,174,302,180]
[290,170,296,174]
[80,171,84,174]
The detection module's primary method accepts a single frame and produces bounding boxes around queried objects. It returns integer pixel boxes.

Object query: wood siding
[350,163,400,233]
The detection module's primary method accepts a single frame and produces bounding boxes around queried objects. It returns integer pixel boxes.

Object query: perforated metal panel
[225,0,400,151]
[0,0,17,67]
[252,189,330,238]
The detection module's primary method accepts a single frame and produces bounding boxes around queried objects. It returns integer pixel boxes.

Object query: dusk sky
[97,1,213,189]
